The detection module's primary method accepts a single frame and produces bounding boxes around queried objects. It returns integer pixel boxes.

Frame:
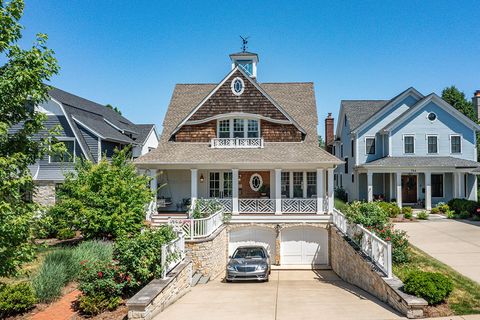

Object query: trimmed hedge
[377,201,401,218]
[403,271,453,304]
[447,198,479,217]
[0,282,36,316]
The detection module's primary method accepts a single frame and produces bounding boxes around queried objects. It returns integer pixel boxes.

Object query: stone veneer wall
[33,181,56,206]
[127,259,192,320]
[185,225,227,279]
[330,226,427,319]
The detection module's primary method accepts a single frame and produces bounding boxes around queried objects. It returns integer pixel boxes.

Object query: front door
[401,175,417,204]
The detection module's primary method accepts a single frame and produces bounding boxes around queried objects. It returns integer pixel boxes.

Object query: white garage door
[281,226,328,266]
[229,227,276,258]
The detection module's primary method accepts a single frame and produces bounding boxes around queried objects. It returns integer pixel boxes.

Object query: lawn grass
[393,245,480,315]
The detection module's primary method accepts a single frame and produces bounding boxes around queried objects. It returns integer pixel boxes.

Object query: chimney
[325,113,334,154]
[473,90,480,121]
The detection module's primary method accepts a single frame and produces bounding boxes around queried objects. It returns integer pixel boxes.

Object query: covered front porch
[146,167,335,216]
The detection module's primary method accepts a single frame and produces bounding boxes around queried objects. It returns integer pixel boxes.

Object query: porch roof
[358,156,480,169]
[134,142,342,166]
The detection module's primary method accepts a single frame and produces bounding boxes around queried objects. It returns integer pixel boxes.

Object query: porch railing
[161,232,186,279]
[332,209,392,278]
[281,199,317,213]
[239,199,275,213]
[210,138,264,149]
[168,208,224,240]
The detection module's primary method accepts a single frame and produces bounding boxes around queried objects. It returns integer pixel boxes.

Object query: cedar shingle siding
[175,121,216,142]
[261,121,302,142]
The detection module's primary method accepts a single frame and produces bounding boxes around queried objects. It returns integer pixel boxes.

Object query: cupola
[229,36,258,78]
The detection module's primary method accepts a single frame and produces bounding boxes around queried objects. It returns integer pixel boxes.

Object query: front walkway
[396,219,480,284]
[155,270,402,320]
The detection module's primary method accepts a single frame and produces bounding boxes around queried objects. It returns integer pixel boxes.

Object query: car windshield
[233,248,266,259]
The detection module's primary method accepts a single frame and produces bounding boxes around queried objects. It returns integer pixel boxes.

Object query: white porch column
[459,173,466,199]
[289,171,294,198]
[470,174,478,201]
[396,172,402,208]
[316,169,324,214]
[232,169,239,215]
[327,168,334,214]
[453,172,459,198]
[425,171,432,210]
[302,171,308,198]
[148,169,157,220]
[190,169,198,210]
[275,169,282,215]
[367,171,373,202]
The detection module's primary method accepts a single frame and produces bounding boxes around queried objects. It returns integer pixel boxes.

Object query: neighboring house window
[247,119,259,138]
[365,137,375,154]
[351,140,354,157]
[451,135,461,153]
[340,144,343,158]
[431,174,443,197]
[51,140,75,163]
[404,135,415,154]
[233,119,244,138]
[293,172,303,198]
[333,145,336,155]
[352,174,354,183]
[344,158,348,174]
[344,115,347,126]
[218,120,230,138]
[306,172,316,198]
[340,174,343,188]
[281,172,290,197]
[427,135,438,154]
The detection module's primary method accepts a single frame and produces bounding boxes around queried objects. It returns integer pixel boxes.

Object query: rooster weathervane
[240,35,249,52]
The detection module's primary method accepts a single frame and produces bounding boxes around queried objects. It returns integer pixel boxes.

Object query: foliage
[0,282,36,316]
[104,104,122,115]
[394,246,480,315]
[448,198,479,217]
[52,148,153,239]
[113,226,176,292]
[404,271,453,305]
[32,211,56,239]
[402,206,413,219]
[57,228,76,240]
[190,199,222,219]
[442,86,476,122]
[446,210,456,219]
[369,225,410,264]
[334,197,348,212]
[431,207,440,214]
[70,240,113,277]
[78,260,127,298]
[344,201,389,229]
[435,203,450,213]
[334,187,348,202]
[377,201,401,218]
[77,294,121,316]
[317,135,325,148]
[0,0,59,277]
[417,211,429,220]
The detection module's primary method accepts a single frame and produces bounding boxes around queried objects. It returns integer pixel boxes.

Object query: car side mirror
[228,255,232,259]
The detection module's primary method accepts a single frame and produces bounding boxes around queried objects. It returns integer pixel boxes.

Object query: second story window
[404,135,415,154]
[365,137,375,154]
[427,135,438,154]
[218,120,230,138]
[247,120,259,138]
[451,135,461,154]
[351,140,354,157]
[233,119,244,138]
[217,118,260,139]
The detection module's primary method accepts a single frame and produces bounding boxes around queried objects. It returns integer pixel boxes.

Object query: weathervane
[240,35,249,52]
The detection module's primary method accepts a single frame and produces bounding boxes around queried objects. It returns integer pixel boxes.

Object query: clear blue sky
[20,0,479,135]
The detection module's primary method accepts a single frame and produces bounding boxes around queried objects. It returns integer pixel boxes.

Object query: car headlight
[227,265,236,271]
[256,264,267,271]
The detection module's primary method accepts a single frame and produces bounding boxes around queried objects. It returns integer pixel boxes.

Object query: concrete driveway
[155,270,402,320]
[396,218,480,284]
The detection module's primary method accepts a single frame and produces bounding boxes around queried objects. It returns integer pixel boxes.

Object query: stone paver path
[396,219,480,283]
[154,270,402,320]
[31,289,80,320]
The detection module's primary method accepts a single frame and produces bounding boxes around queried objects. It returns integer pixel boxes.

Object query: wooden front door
[401,175,417,203]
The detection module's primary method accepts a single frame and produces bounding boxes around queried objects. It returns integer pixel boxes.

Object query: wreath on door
[249,173,263,191]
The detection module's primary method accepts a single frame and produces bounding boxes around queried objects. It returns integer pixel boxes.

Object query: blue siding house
[331,87,480,210]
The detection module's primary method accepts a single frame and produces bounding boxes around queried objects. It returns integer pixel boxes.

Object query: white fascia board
[71,115,106,139]
[185,112,291,125]
[104,118,124,133]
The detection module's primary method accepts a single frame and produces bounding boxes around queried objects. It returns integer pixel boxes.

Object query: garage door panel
[281,226,328,266]
[229,227,276,258]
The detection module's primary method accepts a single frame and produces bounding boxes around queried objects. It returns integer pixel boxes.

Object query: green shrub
[403,271,453,304]
[436,203,450,213]
[402,207,413,219]
[71,240,113,278]
[0,282,36,316]
[57,228,76,240]
[417,211,429,220]
[113,226,177,292]
[334,187,348,202]
[78,260,126,298]
[458,211,470,219]
[377,201,401,218]
[372,225,410,264]
[190,199,222,219]
[430,207,440,214]
[344,201,389,229]
[32,261,68,303]
[447,198,478,217]
[32,212,56,239]
[446,210,455,219]
[43,249,76,281]
[78,295,121,316]
[334,198,348,212]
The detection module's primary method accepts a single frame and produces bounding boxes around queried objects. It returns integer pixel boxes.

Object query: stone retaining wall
[185,225,227,279]
[33,181,56,206]
[127,259,192,320]
[330,226,427,318]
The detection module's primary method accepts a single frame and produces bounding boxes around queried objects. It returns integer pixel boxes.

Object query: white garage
[228,226,276,258]
[280,226,329,266]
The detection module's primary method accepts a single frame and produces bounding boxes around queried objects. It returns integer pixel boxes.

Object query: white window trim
[402,134,415,155]
[426,134,439,154]
[231,77,245,96]
[249,173,263,192]
[216,118,261,139]
[364,136,376,155]
[49,137,76,163]
[431,173,445,198]
[427,112,437,122]
[207,171,233,198]
[449,134,462,154]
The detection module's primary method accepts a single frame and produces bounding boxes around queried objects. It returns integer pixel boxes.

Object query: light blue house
[331,87,480,210]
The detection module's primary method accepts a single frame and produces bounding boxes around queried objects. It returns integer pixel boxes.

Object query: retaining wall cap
[185,225,227,243]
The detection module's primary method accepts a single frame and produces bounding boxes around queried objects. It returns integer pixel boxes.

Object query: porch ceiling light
[200,174,204,183]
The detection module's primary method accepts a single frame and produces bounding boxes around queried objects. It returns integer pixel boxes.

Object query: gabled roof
[169,66,307,139]
[135,124,157,145]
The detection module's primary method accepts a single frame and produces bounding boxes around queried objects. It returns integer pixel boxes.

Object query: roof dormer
[229,51,258,79]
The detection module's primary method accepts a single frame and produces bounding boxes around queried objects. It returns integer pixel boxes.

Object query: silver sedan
[226,246,271,282]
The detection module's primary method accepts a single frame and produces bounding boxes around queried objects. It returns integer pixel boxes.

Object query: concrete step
[197,275,210,285]
[191,272,202,287]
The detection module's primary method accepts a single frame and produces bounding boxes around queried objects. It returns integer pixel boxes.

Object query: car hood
[229,258,267,267]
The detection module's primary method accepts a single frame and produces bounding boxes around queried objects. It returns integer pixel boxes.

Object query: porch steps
[191,272,209,287]
[150,213,188,226]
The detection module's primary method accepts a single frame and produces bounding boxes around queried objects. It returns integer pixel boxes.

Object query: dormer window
[216,118,260,139]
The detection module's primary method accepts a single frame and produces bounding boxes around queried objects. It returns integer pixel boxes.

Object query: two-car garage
[228,225,329,267]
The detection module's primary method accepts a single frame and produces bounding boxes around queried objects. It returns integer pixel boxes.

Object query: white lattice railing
[239,199,275,213]
[168,208,224,240]
[332,209,392,278]
[161,232,186,279]
[211,138,264,149]
[198,198,232,213]
[281,199,317,213]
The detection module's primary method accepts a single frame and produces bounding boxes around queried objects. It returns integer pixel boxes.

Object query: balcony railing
[210,138,264,149]
[168,208,224,240]
[202,198,327,214]
[281,199,317,213]
[239,199,275,213]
